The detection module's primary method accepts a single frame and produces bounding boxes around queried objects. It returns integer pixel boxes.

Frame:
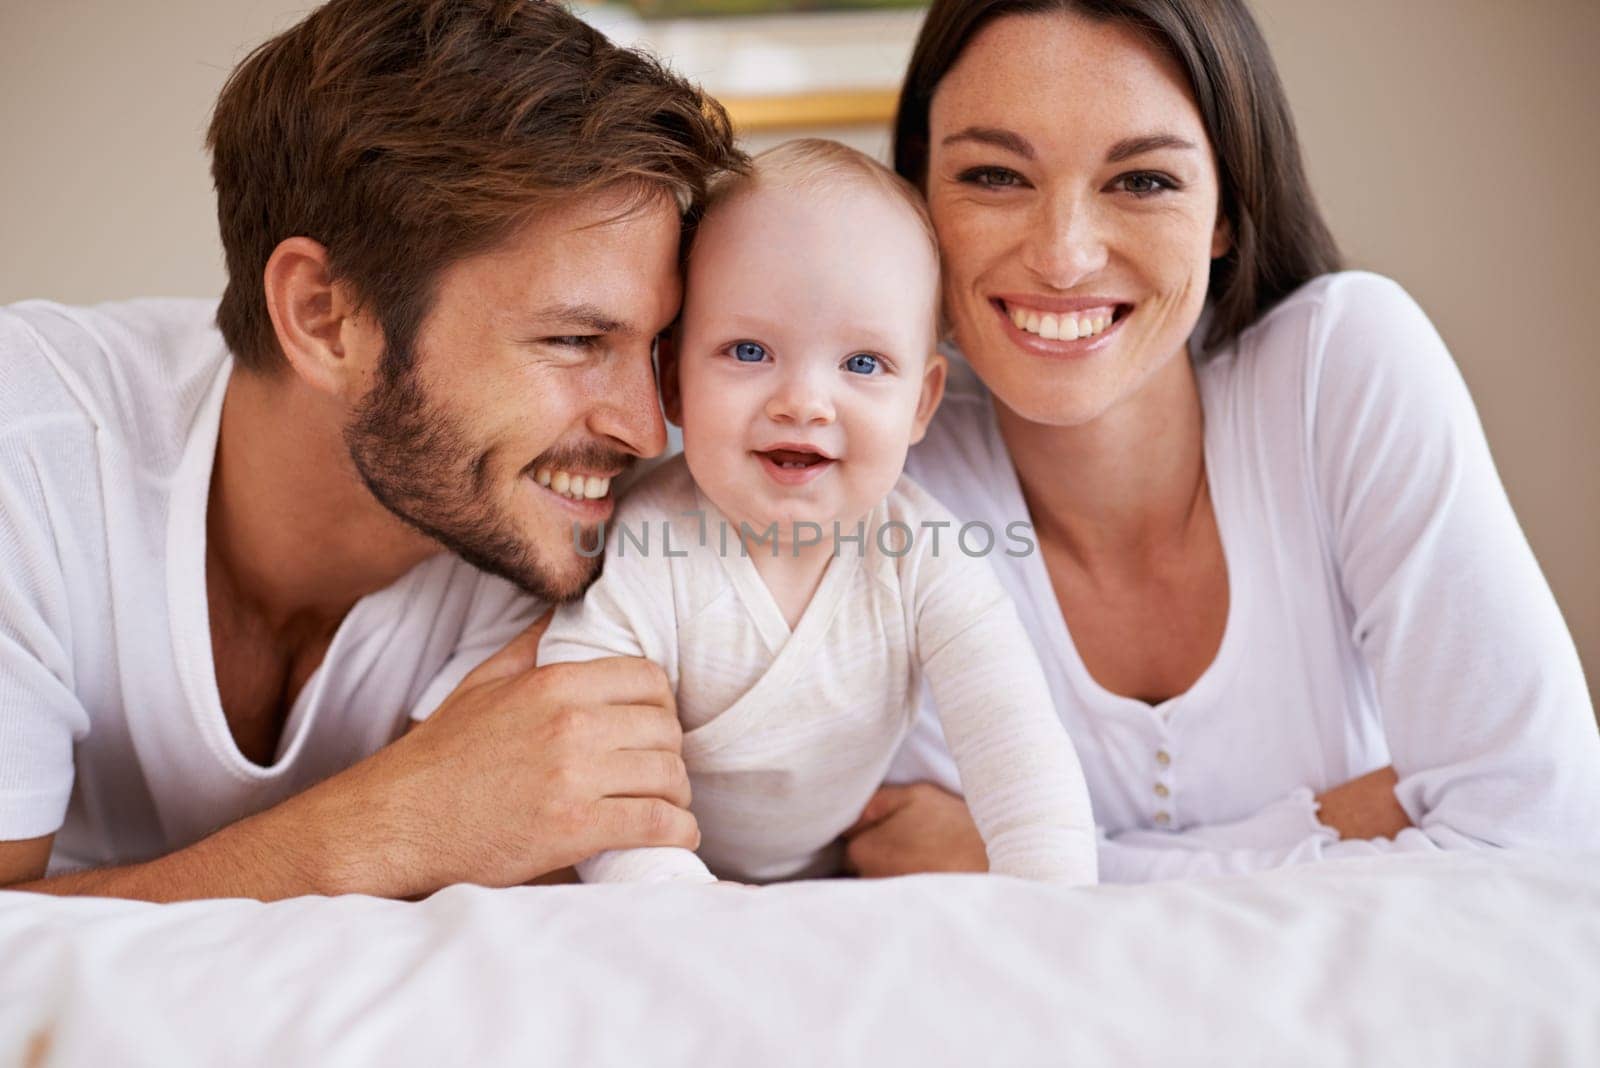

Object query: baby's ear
[908,349,948,446]
[656,331,684,427]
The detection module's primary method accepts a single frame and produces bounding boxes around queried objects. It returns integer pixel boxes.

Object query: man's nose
[764,365,835,427]
[589,344,668,458]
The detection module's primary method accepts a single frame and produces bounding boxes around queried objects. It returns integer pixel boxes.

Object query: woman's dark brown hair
[208,0,744,375]
[894,0,1341,353]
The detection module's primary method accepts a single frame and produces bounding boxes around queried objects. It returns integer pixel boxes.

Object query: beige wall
[1256,0,1599,709]
[2,1,1596,705]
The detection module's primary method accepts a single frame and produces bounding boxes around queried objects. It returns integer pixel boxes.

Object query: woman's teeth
[533,467,611,500]
[1008,304,1116,341]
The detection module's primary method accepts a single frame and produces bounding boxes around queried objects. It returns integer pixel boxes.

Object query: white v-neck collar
[982,368,1249,722]
[165,362,354,780]
[693,483,862,661]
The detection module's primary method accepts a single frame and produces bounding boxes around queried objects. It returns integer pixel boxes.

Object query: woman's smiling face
[927,11,1229,428]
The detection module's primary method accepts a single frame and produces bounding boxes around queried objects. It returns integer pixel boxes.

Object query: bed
[2,849,1596,1066]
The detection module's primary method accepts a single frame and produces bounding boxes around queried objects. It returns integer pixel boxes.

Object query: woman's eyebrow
[941,126,1034,159]
[1106,133,1199,163]
[941,128,1198,165]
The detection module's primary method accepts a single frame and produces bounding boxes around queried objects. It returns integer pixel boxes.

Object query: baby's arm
[539,523,716,886]
[913,557,1098,885]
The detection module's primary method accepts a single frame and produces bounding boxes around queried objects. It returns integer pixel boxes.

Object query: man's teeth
[533,467,611,500]
[1008,304,1117,341]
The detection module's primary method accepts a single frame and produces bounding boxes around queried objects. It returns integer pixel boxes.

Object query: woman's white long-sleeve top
[894,271,1600,881]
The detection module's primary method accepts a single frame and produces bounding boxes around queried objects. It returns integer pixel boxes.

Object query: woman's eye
[957,166,1024,190]
[843,353,881,376]
[732,341,767,363]
[1115,172,1177,196]
[549,335,595,348]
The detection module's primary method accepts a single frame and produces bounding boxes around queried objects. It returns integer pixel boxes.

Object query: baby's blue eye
[844,353,880,375]
[733,341,767,362]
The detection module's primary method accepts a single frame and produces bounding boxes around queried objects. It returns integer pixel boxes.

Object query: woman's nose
[765,368,835,426]
[1021,192,1110,289]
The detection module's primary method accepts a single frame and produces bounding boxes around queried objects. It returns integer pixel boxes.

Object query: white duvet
[2,850,1596,1067]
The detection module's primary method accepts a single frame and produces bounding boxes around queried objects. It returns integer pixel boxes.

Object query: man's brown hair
[207,0,744,375]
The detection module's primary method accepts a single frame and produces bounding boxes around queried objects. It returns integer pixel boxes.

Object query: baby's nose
[765,377,835,425]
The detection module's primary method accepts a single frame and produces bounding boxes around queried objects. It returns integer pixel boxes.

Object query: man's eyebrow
[529,302,628,335]
[1106,133,1199,163]
[940,126,1035,160]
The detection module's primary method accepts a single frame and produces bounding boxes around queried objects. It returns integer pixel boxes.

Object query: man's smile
[533,465,615,501]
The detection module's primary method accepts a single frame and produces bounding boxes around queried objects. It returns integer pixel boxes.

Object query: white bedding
[2,850,1596,1067]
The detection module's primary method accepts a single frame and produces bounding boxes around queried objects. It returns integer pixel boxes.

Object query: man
[0,0,744,899]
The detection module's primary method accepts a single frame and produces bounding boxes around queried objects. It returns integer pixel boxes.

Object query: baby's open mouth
[758,448,832,470]
[754,446,836,486]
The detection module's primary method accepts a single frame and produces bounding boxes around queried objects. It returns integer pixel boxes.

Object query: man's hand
[1314,765,1412,841]
[841,782,987,878]
[341,612,698,896]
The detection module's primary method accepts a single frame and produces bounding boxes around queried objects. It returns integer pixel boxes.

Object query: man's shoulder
[0,298,228,454]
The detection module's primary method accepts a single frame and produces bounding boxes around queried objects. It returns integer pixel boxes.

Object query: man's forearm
[13,759,407,902]
[8,629,702,900]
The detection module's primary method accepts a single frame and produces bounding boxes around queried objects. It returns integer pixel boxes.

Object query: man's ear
[656,330,684,427]
[1211,210,1233,260]
[262,236,378,398]
[908,349,948,446]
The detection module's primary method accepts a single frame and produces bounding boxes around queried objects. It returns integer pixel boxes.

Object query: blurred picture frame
[584,2,924,132]
[621,0,923,16]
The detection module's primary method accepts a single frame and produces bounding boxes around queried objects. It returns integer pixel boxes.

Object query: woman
[844,0,1600,882]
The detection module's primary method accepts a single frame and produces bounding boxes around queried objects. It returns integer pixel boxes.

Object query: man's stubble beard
[343,350,605,604]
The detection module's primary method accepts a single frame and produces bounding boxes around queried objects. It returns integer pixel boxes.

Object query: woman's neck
[997,348,1208,567]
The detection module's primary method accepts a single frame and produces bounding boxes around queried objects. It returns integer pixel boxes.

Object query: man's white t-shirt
[0,299,540,875]
[894,272,1600,881]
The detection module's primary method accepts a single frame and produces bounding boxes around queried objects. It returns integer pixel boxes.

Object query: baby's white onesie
[539,455,1096,885]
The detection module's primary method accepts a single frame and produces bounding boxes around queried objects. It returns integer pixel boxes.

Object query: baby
[540,139,1097,886]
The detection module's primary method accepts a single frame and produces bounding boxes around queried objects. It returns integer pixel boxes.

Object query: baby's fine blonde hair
[701,137,940,266]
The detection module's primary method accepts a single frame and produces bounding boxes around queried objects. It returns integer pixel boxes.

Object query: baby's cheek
[850,444,912,502]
